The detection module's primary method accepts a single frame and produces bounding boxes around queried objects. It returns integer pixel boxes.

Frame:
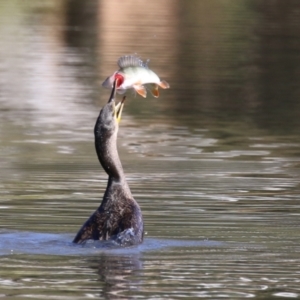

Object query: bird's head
[98,78,126,136]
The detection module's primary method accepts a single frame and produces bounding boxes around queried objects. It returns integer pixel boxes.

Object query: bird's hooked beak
[108,78,126,124]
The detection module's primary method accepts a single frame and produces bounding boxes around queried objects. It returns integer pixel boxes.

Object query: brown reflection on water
[64,0,98,49]
[2,0,299,134]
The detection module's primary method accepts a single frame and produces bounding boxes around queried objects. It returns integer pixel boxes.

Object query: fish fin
[158,80,170,89]
[151,84,159,98]
[133,85,147,98]
[118,55,148,69]
[102,74,115,88]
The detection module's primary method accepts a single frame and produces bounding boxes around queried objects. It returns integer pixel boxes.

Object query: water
[0,0,300,299]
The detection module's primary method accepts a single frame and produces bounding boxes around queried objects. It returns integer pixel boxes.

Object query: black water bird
[73,79,144,246]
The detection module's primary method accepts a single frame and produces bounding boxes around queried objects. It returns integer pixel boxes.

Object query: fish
[102,55,170,98]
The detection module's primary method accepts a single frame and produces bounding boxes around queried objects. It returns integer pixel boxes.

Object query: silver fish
[102,55,170,98]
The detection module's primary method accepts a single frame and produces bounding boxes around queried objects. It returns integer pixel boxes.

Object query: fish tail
[158,80,170,89]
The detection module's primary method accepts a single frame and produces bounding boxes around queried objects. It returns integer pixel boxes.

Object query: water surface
[0,0,300,299]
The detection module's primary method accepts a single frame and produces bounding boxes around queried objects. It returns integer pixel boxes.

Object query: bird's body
[102,55,170,98]
[73,80,144,246]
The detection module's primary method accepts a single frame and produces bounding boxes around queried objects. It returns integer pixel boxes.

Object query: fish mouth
[109,78,126,123]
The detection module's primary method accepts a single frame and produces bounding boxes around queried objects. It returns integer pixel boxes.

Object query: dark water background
[0,0,300,299]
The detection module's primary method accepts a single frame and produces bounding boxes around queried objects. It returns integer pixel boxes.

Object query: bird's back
[73,192,143,246]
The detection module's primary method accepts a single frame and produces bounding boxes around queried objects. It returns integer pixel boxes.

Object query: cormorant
[73,79,144,246]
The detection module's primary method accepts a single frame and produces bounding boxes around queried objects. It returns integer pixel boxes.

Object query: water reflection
[1,0,300,132]
[64,0,98,49]
[0,0,300,299]
[89,254,143,299]
[255,1,300,133]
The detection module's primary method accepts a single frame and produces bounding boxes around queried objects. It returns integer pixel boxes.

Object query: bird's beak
[108,78,118,104]
[108,78,126,123]
[114,96,126,124]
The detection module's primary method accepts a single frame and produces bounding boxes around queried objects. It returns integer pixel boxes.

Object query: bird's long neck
[94,119,125,182]
[94,117,133,206]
